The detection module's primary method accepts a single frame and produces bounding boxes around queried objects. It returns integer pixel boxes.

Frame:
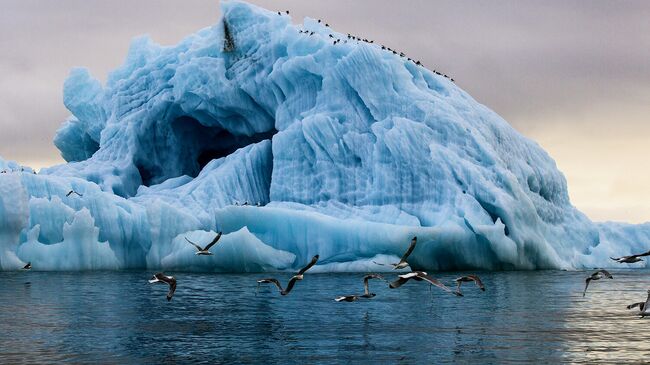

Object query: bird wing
[642,292,650,316]
[296,255,319,276]
[398,237,418,264]
[167,280,177,301]
[417,273,458,295]
[363,274,385,295]
[389,276,412,289]
[597,269,613,279]
[635,250,650,258]
[257,278,284,293]
[204,232,223,251]
[335,295,356,302]
[469,275,485,290]
[627,302,644,310]
[66,190,73,197]
[184,237,203,251]
[283,276,300,295]
[583,278,591,297]
[610,256,623,261]
[372,261,387,266]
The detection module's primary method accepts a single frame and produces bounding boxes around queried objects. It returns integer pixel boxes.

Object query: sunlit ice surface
[2,269,650,364]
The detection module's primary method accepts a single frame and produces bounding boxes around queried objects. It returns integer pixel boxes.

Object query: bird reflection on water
[2,270,650,363]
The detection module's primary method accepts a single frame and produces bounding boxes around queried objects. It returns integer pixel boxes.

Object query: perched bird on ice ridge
[185,232,223,255]
[257,255,319,296]
[582,269,613,296]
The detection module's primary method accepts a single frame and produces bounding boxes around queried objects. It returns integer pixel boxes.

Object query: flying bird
[185,232,223,255]
[66,190,83,197]
[149,272,177,301]
[610,250,650,263]
[455,275,485,295]
[22,262,31,270]
[257,255,319,296]
[335,274,385,302]
[583,269,613,296]
[373,236,418,269]
[627,290,650,316]
[389,271,462,296]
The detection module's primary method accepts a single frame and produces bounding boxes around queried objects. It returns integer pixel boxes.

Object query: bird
[627,290,650,316]
[277,11,281,15]
[416,61,421,65]
[611,250,650,263]
[257,255,319,296]
[455,275,485,295]
[285,10,289,14]
[335,274,385,302]
[373,236,418,269]
[389,271,462,296]
[149,273,177,301]
[66,190,83,197]
[185,232,223,255]
[582,269,613,296]
[22,262,31,270]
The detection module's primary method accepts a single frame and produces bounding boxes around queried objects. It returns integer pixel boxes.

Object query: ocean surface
[2,269,650,364]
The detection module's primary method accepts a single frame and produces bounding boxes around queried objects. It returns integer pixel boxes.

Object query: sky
[0,1,649,223]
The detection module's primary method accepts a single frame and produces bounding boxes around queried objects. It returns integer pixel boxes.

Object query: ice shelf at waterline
[1,1,648,272]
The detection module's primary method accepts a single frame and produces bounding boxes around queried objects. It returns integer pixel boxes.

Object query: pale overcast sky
[0,1,649,223]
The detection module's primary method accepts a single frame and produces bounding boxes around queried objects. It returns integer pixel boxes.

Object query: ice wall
[0,1,648,271]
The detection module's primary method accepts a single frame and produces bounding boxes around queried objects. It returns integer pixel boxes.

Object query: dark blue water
[2,270,650,364]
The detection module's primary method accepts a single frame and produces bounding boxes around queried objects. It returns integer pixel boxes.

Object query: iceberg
[0,0,648,271]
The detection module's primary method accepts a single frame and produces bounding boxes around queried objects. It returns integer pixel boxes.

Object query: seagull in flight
[455,275,485,295]
[373,236,418,269]
[583,269,613,296]
[627,290,650,316]
[66,190,83,197]
[22,262,31,270]
[149,272,177,301]
[185,232,223,255]
[257,255,319,296]
[610,250,650,264]
[335,274,386,302]
[389,271,462,296]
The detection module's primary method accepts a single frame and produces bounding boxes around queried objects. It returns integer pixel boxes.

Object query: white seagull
[257,255,319,296]
[583,269,613,297]
[389,271,462,296]
[149,272,177,301]
[185,232,223,255]
[335,274,386,302]
[373,236,418,269]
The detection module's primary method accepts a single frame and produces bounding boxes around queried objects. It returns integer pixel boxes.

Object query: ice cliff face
[0,1,647,271]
